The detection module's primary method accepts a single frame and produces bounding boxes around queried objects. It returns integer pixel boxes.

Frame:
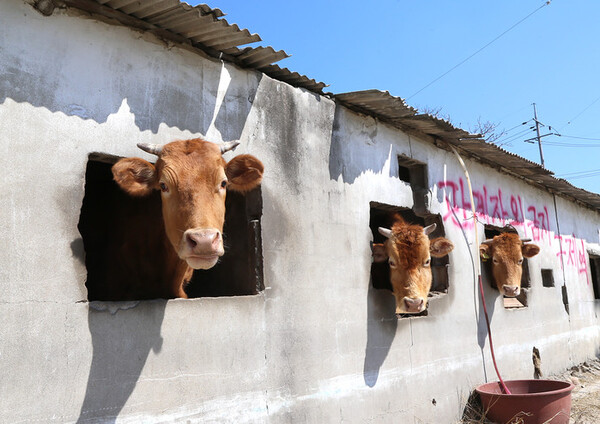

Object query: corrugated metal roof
[56,0,600,211]
[335,90,600,210]
[61,0,328,93]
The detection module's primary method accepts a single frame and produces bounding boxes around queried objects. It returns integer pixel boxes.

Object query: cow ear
[522,243,540,258]
[479,243,491,259]
[430,237,454,257]
[372,243,388,263]
[112,158,158,197]
[225,154,264,192]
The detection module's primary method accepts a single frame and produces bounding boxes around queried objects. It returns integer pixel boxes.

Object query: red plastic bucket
[475,379,574,424]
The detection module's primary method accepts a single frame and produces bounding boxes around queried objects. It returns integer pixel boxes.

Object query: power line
[544,141,600,147]
[557,168,600,177]
[559,94,600,130]
[556,134,600,141]
[407,1,551,100]
[500,119,534,135]
[496,127,535,147]
[562,171,600,181]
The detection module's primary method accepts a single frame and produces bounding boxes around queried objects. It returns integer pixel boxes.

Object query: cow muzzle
[181,228,224,269]
[397,297,426,314]
[502,285,520,297]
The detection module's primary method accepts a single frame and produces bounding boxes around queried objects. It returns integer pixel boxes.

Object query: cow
[91,137,263,301]
[372,217,454,315]
[479,233,540,297]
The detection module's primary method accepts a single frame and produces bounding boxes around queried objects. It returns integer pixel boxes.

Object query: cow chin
[185,255,220,270]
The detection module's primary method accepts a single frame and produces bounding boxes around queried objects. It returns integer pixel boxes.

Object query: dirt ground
[460,359,600,423]
[558,360,600,424]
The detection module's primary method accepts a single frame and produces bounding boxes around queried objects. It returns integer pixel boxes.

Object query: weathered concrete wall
[1,1,599,422]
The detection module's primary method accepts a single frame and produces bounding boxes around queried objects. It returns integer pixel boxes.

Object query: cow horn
[220,141,240,154]
[423,223,437,235]
[137,143,163,156]
[481,239,494,245]
[378,227,393,239]
[521,238,532,243]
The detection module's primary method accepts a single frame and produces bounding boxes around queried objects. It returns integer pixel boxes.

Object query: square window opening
[369,202,450,310]
[398,164,411,184]
[77,153,264,301]
[541,269,555,288]
[589,254,600,300]
[482,225,529,309]
[397,155,428,215]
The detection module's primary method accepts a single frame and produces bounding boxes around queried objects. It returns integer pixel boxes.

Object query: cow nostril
[186,233,197,248]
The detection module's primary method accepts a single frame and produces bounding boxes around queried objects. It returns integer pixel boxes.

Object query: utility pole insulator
[533,103,545,167]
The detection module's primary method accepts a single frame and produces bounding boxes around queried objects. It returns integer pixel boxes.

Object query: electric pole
[533,103,545,167]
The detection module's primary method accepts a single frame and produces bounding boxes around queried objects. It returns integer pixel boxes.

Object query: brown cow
[479,233,540,297]
[102,137,263,300]
[372,217,454,315]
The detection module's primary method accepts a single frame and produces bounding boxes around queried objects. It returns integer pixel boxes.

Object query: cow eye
[388,260,397,268]
[424,258,431,267]
[220,179,228,189]
[159,182,169,193]
[518,258,524,265]
[493,257,499,264]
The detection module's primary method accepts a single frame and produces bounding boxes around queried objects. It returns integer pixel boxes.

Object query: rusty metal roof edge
[333,89,599,210]
[443,137,600,210]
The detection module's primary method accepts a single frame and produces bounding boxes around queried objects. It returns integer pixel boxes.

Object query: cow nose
[403,297,425,313]
[503,285,520,297]
[184,229,222,253]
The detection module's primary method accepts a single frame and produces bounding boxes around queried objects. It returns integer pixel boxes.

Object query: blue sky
[191,1,600,194]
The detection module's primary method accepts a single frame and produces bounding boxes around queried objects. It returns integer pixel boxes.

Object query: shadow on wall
[475,260,499,382]
[328,106,393,184]
[363,283,398,387]
[77,301,166,423]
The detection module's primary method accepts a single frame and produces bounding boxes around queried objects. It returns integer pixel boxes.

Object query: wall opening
[589,254,600,300]
[482,225,530,309]
[541,269,555,288]
[397,155,428,215]
[369,202,449,317]
[78,153,263,301]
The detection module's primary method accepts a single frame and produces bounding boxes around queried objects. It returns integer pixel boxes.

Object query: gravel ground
[558,360,600,424]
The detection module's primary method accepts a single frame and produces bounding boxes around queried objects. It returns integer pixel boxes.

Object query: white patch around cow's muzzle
[502,285,520,297]
[396,297,426,314]
[180,228,224,269]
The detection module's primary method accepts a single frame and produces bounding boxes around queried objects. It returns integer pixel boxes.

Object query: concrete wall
[1,1,599,422]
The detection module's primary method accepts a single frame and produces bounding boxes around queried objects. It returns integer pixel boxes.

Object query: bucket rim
[475,379,575,397]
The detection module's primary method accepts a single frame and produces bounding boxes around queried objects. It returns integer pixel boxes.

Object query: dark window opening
[589,254,600,300]
[541,269,555,288]
[398,164,411,184]
[78,153,263,301]
[482,225,529,309]
[397,155,428,215]
[369,202,450,315]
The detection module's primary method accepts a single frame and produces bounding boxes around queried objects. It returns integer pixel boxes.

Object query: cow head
[479,233,540,297]
[372,219,454,315]
[112,138,264,270]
